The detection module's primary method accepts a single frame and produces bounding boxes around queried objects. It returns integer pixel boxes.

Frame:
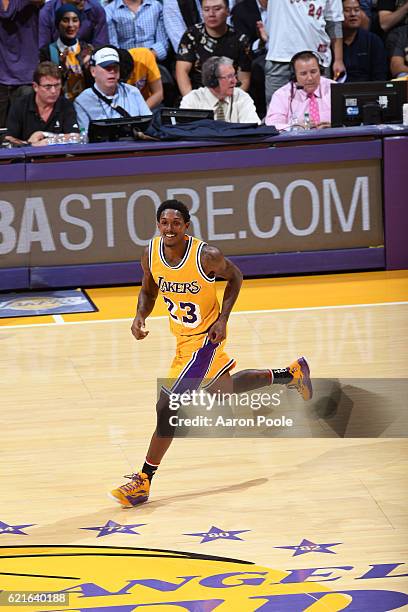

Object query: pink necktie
[307,92,320,126]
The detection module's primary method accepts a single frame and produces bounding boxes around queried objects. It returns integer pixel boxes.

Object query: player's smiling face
[158,209,189,247]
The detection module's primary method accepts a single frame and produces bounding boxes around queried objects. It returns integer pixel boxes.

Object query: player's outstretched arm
[131,247,159,340]
[201,245,243,344]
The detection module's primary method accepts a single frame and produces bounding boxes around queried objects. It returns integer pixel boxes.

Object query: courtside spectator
[343,0,387,80]
[119,47,164,109]
[175,0,251,96]
[180,56,260,122]
[105,0,169,62]
[6,61,79,144]
[265,51,334,130]
[264,0,345,104]
[163,0,238,54]
[74,46,151,132]
[39,0,108,48]
[39,4,93,100]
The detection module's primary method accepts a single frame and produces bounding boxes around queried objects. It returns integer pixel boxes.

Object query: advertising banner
[0,160,383,267]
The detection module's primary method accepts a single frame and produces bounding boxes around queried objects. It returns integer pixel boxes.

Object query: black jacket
[231,0,262,47]
[6,91,79,140]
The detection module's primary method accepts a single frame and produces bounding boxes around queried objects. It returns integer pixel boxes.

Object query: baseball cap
[91,47,120,68]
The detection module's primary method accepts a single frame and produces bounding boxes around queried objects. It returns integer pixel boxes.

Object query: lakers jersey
[149,235,220,337]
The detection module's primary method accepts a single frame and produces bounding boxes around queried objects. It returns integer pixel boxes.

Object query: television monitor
[88,115,152,142]
[161,107,214,125]
[330,81,407,127]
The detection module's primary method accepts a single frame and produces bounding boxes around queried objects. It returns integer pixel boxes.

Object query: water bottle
[45,132,58,144]
[303,112,311,130]
[79,128,88,144]
[403,103,408,126]
[67,133,80,144]
[289,114,300,132]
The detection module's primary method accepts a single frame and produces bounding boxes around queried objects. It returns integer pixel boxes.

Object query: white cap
[91,47,120,68]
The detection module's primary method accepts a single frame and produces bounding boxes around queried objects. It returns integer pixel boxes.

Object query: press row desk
[0,125,407,290]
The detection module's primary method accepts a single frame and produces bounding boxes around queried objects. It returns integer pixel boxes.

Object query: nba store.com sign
[0,160,383,267]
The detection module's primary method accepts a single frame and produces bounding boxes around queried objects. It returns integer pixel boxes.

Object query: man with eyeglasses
[180,56,260,123]
[6,61,79,145]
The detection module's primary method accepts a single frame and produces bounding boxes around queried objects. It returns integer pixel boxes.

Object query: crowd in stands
[0,0,407,144]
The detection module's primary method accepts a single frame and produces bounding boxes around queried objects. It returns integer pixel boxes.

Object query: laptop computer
[88,115,152,142]
[160,107,214,125]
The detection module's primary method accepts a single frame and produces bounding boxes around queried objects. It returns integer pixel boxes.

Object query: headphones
[207,59,221,88]
[208,67,219,88]
[289,50,324,82]
[203,56,242,90]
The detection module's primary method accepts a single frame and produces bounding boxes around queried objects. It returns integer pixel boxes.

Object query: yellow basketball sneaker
[287,356,313,401]
[109,472,150,508]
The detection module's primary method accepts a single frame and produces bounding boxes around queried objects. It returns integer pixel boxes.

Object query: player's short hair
[156,200,191,223]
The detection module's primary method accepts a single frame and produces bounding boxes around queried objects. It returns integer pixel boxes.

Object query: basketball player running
[110,199,312,507]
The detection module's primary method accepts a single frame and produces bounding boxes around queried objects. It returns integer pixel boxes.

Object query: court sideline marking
[0,299,402,329]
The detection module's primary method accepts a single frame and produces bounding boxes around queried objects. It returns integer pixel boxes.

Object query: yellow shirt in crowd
[126,48,161,101]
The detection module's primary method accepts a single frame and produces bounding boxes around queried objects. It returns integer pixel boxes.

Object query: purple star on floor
[0,520,35,535]
[184,525,250,544]
[80,520,146,538]
[275,538,342,556]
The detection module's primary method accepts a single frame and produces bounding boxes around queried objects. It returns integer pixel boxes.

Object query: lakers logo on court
[0,545,352,611]
[2,545,408,611]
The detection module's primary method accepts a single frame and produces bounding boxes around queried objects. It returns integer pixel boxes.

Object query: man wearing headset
[74,46,151,132]
[265,50,334,130]
[264,0,344,105]
[180,56,261,123]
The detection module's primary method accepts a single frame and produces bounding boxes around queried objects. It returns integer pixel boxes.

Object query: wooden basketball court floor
[1,270,407,611]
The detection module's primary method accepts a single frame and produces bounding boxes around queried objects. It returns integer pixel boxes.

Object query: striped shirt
[105,0,169,60]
